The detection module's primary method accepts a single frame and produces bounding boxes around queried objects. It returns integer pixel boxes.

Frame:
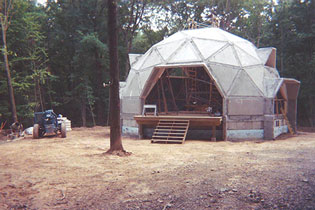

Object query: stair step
[151,119,190,144]
[158,123,189,125]
[159,120,189,123]
[152,139,183,143]
[152,136,183,140]
[156,125,187,128]
[153,132,186,136]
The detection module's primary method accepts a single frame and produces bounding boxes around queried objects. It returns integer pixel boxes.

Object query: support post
[211,125,216,141]
[166,70,178,111]
[160,78,168,113]
[138,124,143,139]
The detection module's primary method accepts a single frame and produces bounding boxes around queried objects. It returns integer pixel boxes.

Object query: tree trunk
[107,0,124,152]
[81,99,86,127]
[1,25,18,123]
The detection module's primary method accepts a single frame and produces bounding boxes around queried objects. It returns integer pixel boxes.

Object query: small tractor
[33,110,66,139]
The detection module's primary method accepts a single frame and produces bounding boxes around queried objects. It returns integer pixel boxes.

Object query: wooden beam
[166,70,178,111]
[157,82,161,113]
[166,76,189,79]
[160,78,168,113]
[211,125,216,141]
[209,83,213,104]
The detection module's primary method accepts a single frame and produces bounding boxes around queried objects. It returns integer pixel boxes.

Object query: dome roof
[122,27,281,98]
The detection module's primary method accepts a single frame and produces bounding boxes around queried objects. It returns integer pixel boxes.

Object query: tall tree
[107,0,125,153]
[0,0,17,122]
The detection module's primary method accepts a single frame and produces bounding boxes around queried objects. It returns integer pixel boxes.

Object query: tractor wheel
[33,124,40,139]
[61,122,67,138]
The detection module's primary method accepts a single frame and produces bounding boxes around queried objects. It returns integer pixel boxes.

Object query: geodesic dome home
[120,27,300,141]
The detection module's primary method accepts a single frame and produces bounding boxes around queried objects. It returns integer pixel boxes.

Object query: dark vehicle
[33,110,66,139]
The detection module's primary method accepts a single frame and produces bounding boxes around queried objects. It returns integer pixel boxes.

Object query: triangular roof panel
[168,41,202,63]
[132,49,151,70]
[182,28,227,41]
[235,41,260,60]
[256,47,273,64]
[193,38,227,60]
[209,64,241,95]
[156,40,185,61]
[244,66,265,93]
[234,45,262,67]
[228,70,262,96]
[209,45,240,66]
[264,78,283,98]
[158,31,186,45]
[141,49,164,69]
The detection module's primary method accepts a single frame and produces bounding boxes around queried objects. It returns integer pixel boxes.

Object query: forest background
[0,0,314,128]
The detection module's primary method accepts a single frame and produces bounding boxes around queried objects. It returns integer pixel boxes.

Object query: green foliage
[0,0,52,126]
[0,0,314,127]
[71,32,109,115]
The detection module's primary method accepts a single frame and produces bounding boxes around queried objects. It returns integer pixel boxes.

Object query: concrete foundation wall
[274,125,288,138]
[227,129,264,139]
[226,115,264,140]
[227,121,263,130]
[122,126,139,137]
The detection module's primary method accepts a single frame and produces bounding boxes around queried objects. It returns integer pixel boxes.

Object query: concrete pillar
[222,115,227,141]
[264,115,274,140]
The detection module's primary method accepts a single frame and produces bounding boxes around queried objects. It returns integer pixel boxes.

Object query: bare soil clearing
[0,127,314,210]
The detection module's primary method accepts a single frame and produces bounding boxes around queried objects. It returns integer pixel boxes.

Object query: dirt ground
[0,127,314,210]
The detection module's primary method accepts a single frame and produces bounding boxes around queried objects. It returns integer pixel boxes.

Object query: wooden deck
[134,115,222,141]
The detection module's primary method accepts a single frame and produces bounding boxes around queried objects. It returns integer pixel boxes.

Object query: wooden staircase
[280,107,294,134]
[151,119,190,144]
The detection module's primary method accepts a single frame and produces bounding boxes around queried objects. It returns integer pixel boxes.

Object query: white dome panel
[159,32,186,44]
[264,66,280,78]
[219,30,247,43]
[235,41,260,60]
[245,66,265,93]
[229,70,262,96]
[182,28,227,41]
[133,49,151,70]
[156,40,185,61]
[209,64,240,95]
[123,72,142,97]
[193,38,227,60]
[168,41,202,63]
[264,78,282,98]
[141,49,164,69]
[235,46,262,67]
[138,68,153,90]
[209,45,240,66]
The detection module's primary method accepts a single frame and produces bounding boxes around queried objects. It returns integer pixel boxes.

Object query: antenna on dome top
[187,18,197,29]
[186,18,217,30]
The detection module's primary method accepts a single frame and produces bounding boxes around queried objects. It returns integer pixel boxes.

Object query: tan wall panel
[228,98,264,115]
[121,97,143,114]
